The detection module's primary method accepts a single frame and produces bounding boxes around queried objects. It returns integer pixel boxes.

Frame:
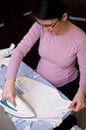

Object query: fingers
[69,102,79,112]
[10,96,16,107]
[2,92,16,107]
[69,100,86,112]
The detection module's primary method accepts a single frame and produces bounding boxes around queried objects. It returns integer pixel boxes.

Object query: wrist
[5,79,15,85]
[78,87,86,95]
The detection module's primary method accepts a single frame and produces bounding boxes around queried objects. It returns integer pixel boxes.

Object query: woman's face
[36,13,68,35]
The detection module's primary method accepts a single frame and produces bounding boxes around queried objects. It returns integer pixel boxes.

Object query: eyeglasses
[48,19,59,28]
[36,19,59,28]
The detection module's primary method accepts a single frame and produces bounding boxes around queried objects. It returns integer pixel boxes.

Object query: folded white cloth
[0,57,10,69]
[15,76,72,128]
[0,43,15,69]
[0,43,15,59]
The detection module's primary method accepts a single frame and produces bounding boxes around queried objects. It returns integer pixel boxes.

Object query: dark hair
[32,0,68,20]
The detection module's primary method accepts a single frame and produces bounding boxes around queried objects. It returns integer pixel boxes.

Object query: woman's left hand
[69,88,86,112]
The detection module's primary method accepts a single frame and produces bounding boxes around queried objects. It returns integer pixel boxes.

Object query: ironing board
[0,62,71,130]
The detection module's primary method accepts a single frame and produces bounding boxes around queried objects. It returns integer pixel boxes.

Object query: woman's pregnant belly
[37,58,78,87]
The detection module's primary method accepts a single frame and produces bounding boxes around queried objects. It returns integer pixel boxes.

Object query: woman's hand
[2,79,17,107]
[69,88,86,112]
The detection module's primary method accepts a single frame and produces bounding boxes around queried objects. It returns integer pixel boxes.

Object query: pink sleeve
[77,36,86,89]
[6,22,41,80]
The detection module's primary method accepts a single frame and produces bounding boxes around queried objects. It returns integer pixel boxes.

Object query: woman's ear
[62,13,68,21]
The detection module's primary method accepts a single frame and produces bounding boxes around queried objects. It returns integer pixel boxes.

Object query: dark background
[0,0,86,69]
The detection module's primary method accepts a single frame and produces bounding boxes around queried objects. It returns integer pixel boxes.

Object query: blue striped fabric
[0,62,54,130]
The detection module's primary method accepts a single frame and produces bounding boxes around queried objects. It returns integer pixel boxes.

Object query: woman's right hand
[2,79,17,107]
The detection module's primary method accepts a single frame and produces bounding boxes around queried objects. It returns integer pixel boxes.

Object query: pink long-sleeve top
[6,22,86,89]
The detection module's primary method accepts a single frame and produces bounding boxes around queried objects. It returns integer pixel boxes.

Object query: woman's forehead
[36,18,57,24]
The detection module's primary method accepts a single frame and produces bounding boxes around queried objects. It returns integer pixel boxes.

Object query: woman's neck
[57,20,74,35]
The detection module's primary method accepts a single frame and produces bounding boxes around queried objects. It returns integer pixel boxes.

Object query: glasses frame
[36,19,60,28]
[49,19,59,28]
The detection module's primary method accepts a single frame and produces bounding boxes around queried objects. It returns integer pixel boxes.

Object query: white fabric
[0,57,10,69]
[15,76,72,128]
[0,43,15,69]
[0,43,15,59]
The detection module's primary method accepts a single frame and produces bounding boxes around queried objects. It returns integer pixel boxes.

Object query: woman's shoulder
[29,22,45,36]
[71,23,86,39]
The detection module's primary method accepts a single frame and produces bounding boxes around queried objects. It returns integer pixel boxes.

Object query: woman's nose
[43,26,49,32]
